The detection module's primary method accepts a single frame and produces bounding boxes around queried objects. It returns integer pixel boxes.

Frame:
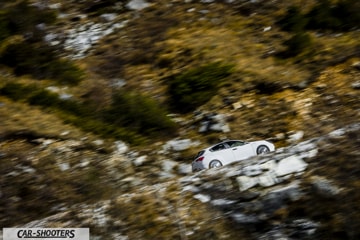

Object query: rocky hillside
[1,0,360,239]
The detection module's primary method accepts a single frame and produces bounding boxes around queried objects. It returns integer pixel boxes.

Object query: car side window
[210,143,226,152]
[227,141,245,147]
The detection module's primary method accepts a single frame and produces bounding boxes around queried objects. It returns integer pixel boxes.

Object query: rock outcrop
[1,123,359,239]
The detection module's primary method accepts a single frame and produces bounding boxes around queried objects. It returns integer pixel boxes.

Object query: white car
[192,140,275,172]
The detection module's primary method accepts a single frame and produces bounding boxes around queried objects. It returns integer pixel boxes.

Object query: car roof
[206,140,246,148]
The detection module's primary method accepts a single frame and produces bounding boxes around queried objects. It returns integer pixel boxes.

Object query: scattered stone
[93,139,104,146]
[287,131,304,143]
[275,156,308,177]
[178,163,192,175]
[351,61,360,70]
[270,182,303,202]
[275,132,286,140]
[100,13,117,22]
[263,26,271,32]
[115,141,129,154]
[237,175,258,191]
[310,176,342,198]
[162,159,178,172]
[232,101,242,110]
[329,128,346,138]
[112,78,127,88]
[133,155,147,166]
[198,113,231,133]
[126,0,150,11]
[163,139,199,152]
[193,193,211,203]
[211,198,236,207]
[58,162,70,171]
[351,81,360,89]
[290,218,319,236]
[242,165,263,176]
[231,213,262,225]
[257,171,279,187]
[182,185,200,193]
[259,160,277,171]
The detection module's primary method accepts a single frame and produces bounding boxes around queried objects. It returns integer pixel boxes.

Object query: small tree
[167,62,233,113]
[282,32,313,58]
[106,90,178,136]
[277,6,308,33]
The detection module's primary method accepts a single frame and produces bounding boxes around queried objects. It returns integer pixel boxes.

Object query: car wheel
[209,160,223,168]
[257,145,270,155]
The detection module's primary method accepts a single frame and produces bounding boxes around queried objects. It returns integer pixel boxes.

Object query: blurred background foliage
[278,0,360,32]
[167,62,234,113]
[0,83,177,144]
[0,0,83,84]
[0,0,359,143]
[277,0,360,58]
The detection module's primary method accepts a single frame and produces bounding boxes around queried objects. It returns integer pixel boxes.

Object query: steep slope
[1,0,360,239]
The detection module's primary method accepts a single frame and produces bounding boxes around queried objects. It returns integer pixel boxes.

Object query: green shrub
[277,6,308,33]
[0,83,147,144]
[106,90,178,136]
[277,32,313,58]
[0,0,56,43]
[0,42,83,85]
[285,32,312,56]
[0,82,36,101]
[0,11,11,42]
[62,115,146,145]
[306,0,342,31]
[5,0,56,35]
[279,0,360,32]
[45,59,84,85]
[28,89,61,107]
[0,1,82,85]
[167,62,233,113]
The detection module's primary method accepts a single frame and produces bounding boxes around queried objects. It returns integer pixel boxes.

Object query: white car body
[192,140,275,172]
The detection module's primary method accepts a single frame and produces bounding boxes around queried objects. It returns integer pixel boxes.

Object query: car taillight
[196,156,204,162]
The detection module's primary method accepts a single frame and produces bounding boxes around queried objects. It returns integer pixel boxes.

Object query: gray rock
[311,176,342,197]
[275,155,308,177]
[211,198,236,207]
[112,78,127,88]
[162,159,178,172]
[58,162,70,171]
[100,13,117,22]
[237,175,258,191]
[257,171,279,187]
[290,218,319,236]
[198,113,231,133]
[115,141,129,154]
[163,139,199,152]
[329,128,346,138]
[231,213,262,225]
[270,182,303,202]
[182,185,200,193]
[193,193,211,203]
[126,0,150,11]
[287,131,304,143]
[352,61,360,70]
[351,81,360,89]
[133,155,147,166]
[243,165,263,176]
[178,163,192,175]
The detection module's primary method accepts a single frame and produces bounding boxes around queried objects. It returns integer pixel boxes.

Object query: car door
[210,143,235,165]
[226,141,255,161]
